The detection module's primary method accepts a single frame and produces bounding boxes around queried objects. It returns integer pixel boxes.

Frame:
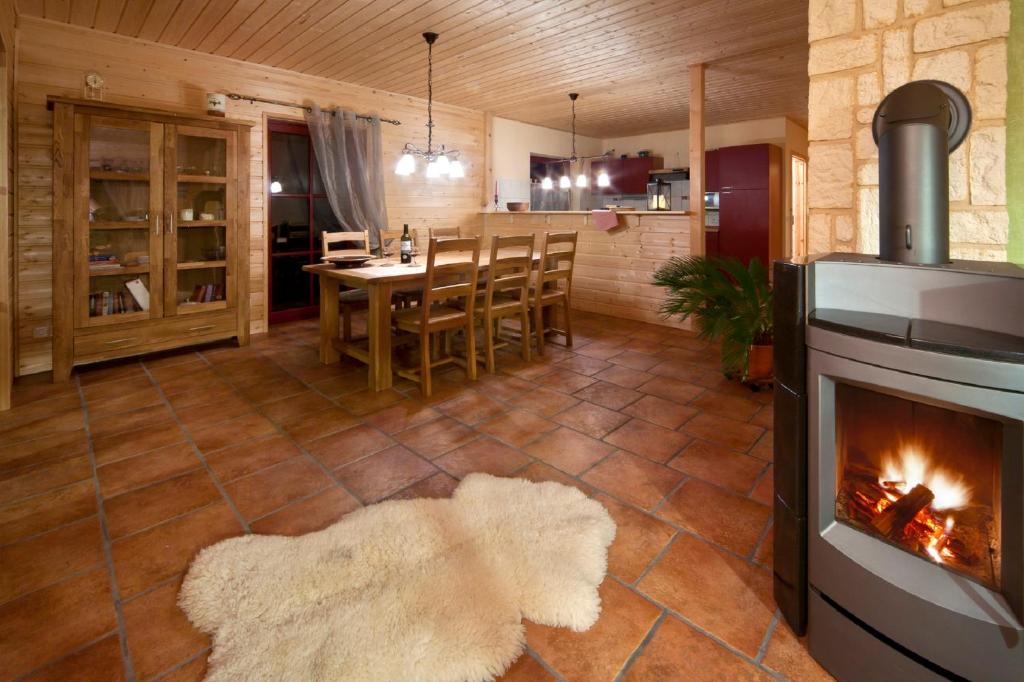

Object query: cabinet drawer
[75,311,237,359]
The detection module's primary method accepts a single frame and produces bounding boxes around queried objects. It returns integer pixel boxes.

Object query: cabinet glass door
[78,115,163,327]
[166,126,235,314]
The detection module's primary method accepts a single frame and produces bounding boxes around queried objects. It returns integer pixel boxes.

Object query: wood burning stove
[773,255,1024,680]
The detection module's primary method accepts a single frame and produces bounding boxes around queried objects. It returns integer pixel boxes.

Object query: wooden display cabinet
[49,97,251,381]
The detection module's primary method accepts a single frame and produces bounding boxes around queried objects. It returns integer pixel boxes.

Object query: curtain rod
[225,93,401,125]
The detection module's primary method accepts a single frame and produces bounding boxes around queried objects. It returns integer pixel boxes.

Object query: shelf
[177,174,227,184]
[178,220,226,228]
[90,170,149,181]
[88,265,149,277]
[177,260,226,270]
[90,221,151,230]
[176,300,227,314]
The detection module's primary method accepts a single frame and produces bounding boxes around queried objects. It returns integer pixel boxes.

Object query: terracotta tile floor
[0,312,832,681]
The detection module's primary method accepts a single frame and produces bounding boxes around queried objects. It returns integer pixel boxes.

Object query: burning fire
[879,446,971,510]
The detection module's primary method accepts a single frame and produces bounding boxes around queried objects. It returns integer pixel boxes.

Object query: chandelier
[541,93,610,190]
[395,32,464,178]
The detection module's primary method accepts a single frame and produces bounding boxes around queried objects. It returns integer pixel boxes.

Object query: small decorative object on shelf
[84,72,105,101]
[206,93,227,117]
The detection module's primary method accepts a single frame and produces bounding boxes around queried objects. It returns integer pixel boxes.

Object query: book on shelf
[186,283,225,304]
[89,289,142,317]
[125,278,150,311]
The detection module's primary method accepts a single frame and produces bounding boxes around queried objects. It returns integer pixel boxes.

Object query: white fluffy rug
[179,473,616,681]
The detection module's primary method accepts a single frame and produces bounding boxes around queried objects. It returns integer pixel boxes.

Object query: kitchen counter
[479,210,695,329]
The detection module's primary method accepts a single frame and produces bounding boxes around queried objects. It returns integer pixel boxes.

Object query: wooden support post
[689,64,705,258]
[482,112,494,214]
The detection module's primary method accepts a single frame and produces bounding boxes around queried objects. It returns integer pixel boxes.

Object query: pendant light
[541,176,553,190]
[395,32,463,178]
[544,92,605,191]
[568,93,588,188]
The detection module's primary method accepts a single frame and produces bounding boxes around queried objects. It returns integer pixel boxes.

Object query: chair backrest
[484,234,535,312]
[535,231,578,299]
[322,229,370,255]
[421,237,480,326]
[378,229,404,256]
[428,226,461,240]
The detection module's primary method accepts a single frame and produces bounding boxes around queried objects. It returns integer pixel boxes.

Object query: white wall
[601,117,794,167]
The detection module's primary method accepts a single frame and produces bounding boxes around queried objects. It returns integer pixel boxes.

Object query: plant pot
[745,344,774,382]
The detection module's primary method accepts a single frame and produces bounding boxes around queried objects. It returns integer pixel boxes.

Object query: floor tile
[98,442,201,498]
[0,409,84,445]
[335,387,406,415]
[436,390,509,425]
[224,457,333,521]
[157,369,228,398]
[478,409,558,447]
[762,620,834,681]
[89,404,175,440]
[87,386,164,420]
[105,470,221,539]
[93,421,187,466]
[250,487,361,536]
[622,394,698,430]
[0,516,105,603]
[681,413,765,453]
[283,407,362,444]
[363,400,440,435]
[689,389,763,422]
[465,374,535,403]
[582,451,683,511]
[260,390,336,425]
[749,465,773,505]
[311,371,374,399]
[608,350,662,372]
[111,502,243,598]
[575,342,628,360]
[624,615,773,681]
[638,534,774,657]
[175,396,253,431]
[305,424,394,469]
[81,375,153,403]
[387,472,460,501]
[435,437,532,478]
[0,455,92,504]
[754,525,773,568]
[751,403,774,430]
[234,377,309,405]
[592,365,652,389]
[750,430,774,462]
[509,387,579,417]
[535,369,600,397]
[165,385,237,411]
[524,427,615,475]
[554,402,629,439]
[157,654,208,682]
[526,578,661,681]
[189,412,278,453]
[204,434,302,483]
[658,479,771,556]
[334,445,437,503]
[0,478,96,544]
[0,430,89,475]
[0,568,117,679]
[638,375,705,403]
[21,634,126,682]
[123,578,209,680]
[595,494,676,583]
[604,418,691,463]
[497,653,557,681]
[668,440,768,495]
[556,355,613,377]
[513,461,596,496]
[572,381,642,410]
[394,417,478,459]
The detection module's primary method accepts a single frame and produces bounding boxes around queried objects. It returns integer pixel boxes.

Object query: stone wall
[807,0,1011,261]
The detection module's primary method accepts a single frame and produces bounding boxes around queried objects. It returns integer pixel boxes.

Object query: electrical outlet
[32,326,50,338]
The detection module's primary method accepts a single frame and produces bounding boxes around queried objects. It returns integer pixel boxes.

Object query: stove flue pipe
[872,80,971,265]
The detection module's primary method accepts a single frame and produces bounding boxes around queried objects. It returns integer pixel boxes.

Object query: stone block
[857,107,875,124]
[809,35,878,75]
[912,50,971,93]
[858,162,879,186]
[913,1,1010,52]
[834,214,855,242]
[808,76,854,140]
[858,188,880,254]
[809,0,857,41]
[950,210,1009,244]
[883,29,911,93]
[969,126,1006,205]
[904,0,934,17]
[857,72,881,106]
[949,145,967,202]
[856,127,878,160]
[974,43,1007,119]
[864,0,898,28]
[951,245,1007,261]
[809,142,854,208]
[808,213,833,253]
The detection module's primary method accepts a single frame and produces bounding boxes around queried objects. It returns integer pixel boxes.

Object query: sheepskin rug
[179,473,616,681]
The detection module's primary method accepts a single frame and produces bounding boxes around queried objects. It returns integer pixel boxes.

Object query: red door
[718,189,769,267]
[718,144,769,190]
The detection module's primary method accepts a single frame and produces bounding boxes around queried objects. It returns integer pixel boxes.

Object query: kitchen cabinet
[718,144,770,190]
[719,188,770,267]
[592,156,663,195]
[705,230,720,257]
[705,149,720,193]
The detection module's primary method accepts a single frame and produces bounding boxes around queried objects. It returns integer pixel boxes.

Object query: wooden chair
[428,226,461,240]
[393,237,480,397]
[321,230,370,342]
[476,234,534,373]
[530,231,578,356]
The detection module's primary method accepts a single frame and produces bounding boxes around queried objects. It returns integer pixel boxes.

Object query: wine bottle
[400,224,413,264]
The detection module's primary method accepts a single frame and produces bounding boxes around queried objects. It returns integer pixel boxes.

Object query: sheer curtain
[305,105,389,250]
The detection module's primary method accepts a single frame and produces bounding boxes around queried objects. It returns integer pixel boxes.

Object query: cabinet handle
[168,216,175,235]
[154,214,161,236]
[187,324,215,332]
[104,337,136,346]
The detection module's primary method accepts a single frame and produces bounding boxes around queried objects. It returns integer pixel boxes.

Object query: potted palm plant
[653,256,773,383]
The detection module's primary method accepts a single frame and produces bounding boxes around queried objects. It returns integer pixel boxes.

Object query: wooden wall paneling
[14,18,486,374]
[0,7,11,409]
[50,102,74,381]
[689,63,705,259]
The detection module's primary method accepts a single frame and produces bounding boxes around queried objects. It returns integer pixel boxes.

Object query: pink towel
[592,210,619,231]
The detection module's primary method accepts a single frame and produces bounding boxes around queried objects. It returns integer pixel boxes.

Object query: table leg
[367,281,393,391]
[318,275,340,364]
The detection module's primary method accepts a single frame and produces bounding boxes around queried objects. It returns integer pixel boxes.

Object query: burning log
[870,483,934,540]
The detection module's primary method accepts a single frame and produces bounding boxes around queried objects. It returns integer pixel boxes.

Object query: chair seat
[339,289,369,304]
[393,304,469,331]
[529,287,565,305]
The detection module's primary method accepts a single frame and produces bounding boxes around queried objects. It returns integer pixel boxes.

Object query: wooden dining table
[304,249,543,392]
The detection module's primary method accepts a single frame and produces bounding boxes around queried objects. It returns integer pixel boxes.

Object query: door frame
[790,152,809,259]
[0,33,9,409]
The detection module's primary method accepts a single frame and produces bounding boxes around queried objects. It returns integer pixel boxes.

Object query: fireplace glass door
[835,383,1001,590]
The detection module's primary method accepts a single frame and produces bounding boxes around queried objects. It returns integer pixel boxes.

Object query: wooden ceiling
[17,0,809,137]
